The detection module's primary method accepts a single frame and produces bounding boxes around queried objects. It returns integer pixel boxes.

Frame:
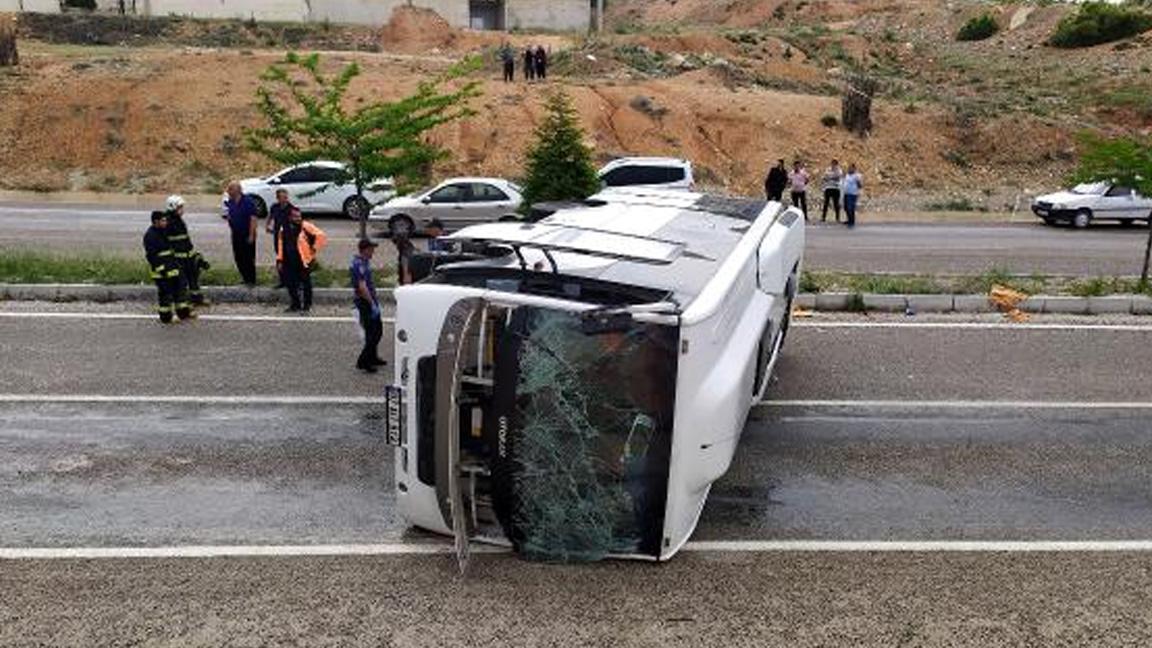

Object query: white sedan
[222,161,395,220]
[369,177,523,237]
[1033,182,1152,228]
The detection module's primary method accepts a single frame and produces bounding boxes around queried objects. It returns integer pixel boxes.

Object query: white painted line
[0,544,509,560]
[758,400,1152,410]
[6,540,1152,560]
[795,322,1152,332]
[684,540,1152,553]
[0,312,394,324]
[0,395,380,405]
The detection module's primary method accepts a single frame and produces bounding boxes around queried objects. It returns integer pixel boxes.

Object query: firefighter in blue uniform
[143,210,192,323]
[164,195,210,306]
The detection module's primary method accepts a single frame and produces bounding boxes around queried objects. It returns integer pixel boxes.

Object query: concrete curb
[1,284,1150,315]
[0,284,393,306]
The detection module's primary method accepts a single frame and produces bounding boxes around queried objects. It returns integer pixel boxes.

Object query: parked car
[597,157,695,191]
[221,161,395,220]
[369,178,524,237]
[1032,182,1152,228]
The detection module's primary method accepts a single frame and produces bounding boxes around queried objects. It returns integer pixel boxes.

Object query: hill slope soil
[0,2,1149,214]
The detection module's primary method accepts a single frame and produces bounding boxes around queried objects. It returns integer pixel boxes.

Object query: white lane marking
[757,400,1152,410]
[6,541,1152,560]
[684,540,1152,553]
[0,395,381,405]
[0,312,394,324]
[1,311,1148,331]
[0,544,509,560]
[795,322,1152,332]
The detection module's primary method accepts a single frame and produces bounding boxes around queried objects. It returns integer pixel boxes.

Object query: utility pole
[596,0,604,33]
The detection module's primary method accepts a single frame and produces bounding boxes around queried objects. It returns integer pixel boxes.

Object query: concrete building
[16,0,594,31]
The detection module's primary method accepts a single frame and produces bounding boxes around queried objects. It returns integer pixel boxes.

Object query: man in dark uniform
[351,239,385,373]
[143,211,192,324]
[164,195,210,306]
[534,45,548,80]
[223,181,259,286]
[765,159,788,203]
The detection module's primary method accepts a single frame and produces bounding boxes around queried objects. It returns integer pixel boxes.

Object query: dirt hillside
[0,2,1150,212]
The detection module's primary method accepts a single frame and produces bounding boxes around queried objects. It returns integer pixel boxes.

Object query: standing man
[788,160,810,221]
[820,159,844,223]
[426,218,449,252]
[143,210,192,324]
[523,46,536,82]
[500,42,515,83]
[278,206,328,313]
[535,45,548,80]
[164,195,210,306]
[842,162,864,228]
[223,181,259,287]
[266,188,293,289]
[764,159,788,203]
[351,239,385,373]
[393,232,416,286]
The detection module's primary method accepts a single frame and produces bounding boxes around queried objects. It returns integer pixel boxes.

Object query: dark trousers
[767,188,784,202]
[791,191,808,220]
[283,262,312,311]
[524,60,534,80]
[179,256,203,303]
[536,61,546,79]
[154,276,190,323]
[844,193,859,227]
[822,188,842,222]
[503,61,514,82]
[355,299,383,369]
[231,232,257,285]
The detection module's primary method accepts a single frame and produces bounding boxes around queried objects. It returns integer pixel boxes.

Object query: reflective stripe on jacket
[277,220,328,267]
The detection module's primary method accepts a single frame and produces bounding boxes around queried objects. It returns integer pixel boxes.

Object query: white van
[384,188,805,566]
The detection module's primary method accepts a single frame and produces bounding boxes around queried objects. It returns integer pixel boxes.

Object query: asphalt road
[3,201,1151,275]
[4,308,1152,645]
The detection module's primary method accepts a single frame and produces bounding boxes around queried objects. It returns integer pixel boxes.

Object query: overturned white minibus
[385,188,805,564]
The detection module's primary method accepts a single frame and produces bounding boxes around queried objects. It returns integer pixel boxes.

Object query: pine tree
[245,52,481,240]
[520,91,601,209]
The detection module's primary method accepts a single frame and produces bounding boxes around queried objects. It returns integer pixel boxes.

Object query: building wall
[4,0,590,29]
[1,0,62,12]
[507,0,588,32]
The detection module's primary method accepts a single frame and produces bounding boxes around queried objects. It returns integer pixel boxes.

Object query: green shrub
[957,14,1000,42]
[1049,2,1152,48]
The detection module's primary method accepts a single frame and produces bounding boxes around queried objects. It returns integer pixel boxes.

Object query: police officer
[164,195,210,306]
[143,211,192,323]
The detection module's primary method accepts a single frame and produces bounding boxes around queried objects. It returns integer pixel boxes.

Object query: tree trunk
[842,74,877,137]
[1142,211,1152,288]
[0,17,18,68]
[356,178,367,242]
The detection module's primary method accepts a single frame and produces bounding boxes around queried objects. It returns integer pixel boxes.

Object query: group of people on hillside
[765,159,864,227]
[146,185,386,373]
[500,43,549,83]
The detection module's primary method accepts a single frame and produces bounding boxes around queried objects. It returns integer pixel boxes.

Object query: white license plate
[384,386,404,447]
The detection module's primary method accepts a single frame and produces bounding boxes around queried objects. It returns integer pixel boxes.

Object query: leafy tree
[245,52,481,239]
[1074,133,1152,286]
[520,91,601,210]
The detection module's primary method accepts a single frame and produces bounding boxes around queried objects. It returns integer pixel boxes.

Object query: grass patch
[1049,1,1152,48]
[924,197,987,212]
[800,268,1149,297]
[0,248,394,288]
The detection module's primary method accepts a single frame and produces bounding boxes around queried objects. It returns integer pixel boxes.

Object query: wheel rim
[346,198,368,220]
[1075,212,1090,228]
